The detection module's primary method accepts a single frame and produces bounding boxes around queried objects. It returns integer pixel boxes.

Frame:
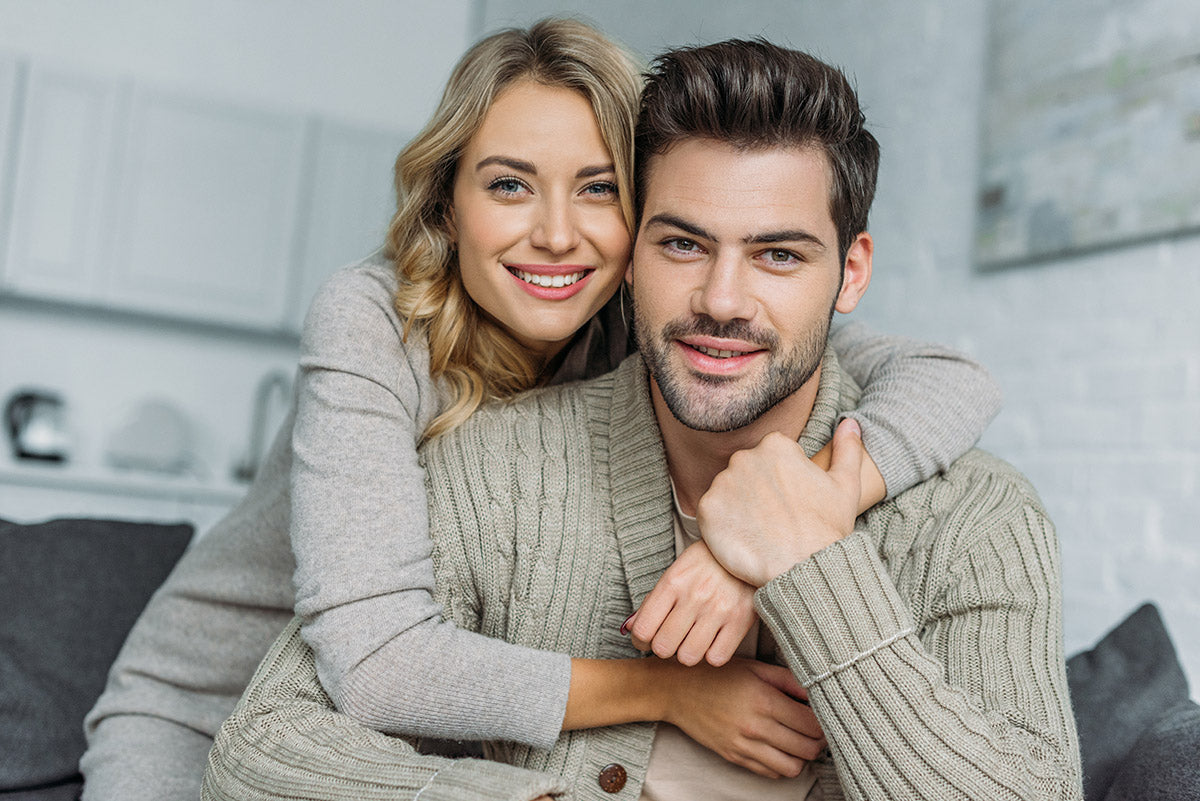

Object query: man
[201,39,1082,801]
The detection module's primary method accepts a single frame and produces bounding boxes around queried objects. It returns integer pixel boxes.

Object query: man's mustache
[658,317,779,351]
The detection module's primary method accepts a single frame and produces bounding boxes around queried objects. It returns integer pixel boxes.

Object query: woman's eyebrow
[475,155,537,174]
[576,164,616,179]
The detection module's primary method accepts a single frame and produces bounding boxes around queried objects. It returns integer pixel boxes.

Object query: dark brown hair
[634,39,880,264]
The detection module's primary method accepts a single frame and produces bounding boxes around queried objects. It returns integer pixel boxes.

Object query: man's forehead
[638,138,835,240]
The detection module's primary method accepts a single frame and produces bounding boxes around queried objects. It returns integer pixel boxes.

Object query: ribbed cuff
[755,528,917,687]
[414,758,567,801]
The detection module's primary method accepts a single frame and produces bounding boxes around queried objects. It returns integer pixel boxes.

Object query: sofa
[1,516,1196,800]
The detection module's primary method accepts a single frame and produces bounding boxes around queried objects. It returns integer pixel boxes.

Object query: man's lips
[676,336,765,373]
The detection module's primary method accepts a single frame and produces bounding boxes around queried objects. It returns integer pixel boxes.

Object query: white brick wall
[484,0,1200,687]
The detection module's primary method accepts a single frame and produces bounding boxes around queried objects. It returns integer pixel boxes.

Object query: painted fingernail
[620,612,635,636]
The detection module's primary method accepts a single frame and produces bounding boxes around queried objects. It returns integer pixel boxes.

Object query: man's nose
[692,253,755,322]
[529,196,581,255]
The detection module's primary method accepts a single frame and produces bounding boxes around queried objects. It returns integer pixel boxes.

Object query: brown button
[598,763,627,793]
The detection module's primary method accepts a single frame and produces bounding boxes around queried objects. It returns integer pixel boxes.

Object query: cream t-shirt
[638,491,821,801]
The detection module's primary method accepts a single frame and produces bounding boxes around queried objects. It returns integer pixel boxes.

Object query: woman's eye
[488,177,528,196]
[582,181,618,197]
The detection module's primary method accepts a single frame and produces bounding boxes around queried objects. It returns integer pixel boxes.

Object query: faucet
[233,370,291,482]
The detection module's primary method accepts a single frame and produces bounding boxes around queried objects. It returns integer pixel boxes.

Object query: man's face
[628,138,870,432]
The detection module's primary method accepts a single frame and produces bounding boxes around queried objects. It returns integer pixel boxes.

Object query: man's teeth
[515,269,585,288]
[694,345,747,359]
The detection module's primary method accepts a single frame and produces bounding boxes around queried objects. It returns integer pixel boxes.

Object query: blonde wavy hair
[385,18,642,439]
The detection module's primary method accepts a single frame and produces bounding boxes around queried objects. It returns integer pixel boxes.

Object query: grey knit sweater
[202,352,1081,801]
[82,256,1002,801]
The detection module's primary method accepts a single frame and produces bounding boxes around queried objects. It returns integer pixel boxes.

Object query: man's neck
[652,366,823,517]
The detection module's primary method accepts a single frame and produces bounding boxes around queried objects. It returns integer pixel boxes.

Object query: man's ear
[835,231,872,313]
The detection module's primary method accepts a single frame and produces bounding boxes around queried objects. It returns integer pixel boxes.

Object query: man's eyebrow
[745,230,828,251]
[476,156,537,175]
[644,214,828,251]
[643,213,715,241]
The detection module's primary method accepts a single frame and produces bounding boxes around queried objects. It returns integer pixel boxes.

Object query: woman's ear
[834,232,872,314]
[624,259,634,286]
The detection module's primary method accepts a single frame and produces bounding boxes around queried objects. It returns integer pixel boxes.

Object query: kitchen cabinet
[287,120,405,332]
[0,54,20,276]
[2,58,405,334]
[105,89,307,328]
[2,65,123,302]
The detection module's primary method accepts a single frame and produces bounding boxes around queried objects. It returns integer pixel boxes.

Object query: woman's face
[451,80,632,361]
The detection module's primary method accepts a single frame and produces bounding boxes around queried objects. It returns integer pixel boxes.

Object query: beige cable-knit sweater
[203,352,1082,801]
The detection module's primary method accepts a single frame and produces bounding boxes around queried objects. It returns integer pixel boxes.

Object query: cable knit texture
[82,254,1000,801]
[203,351,1079,801]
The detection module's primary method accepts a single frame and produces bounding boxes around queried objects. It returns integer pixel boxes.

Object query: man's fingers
[835,419,864,482]
[738,738,808,778]
[746,661,808,701]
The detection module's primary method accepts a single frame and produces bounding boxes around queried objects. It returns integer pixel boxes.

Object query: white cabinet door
[0,54,20,278]
[106,90,306,329]
[287,120,405,332]
[2,66,123,300]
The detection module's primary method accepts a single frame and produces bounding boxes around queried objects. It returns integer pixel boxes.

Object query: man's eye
[765,249,800,265]
[666,238,699,253]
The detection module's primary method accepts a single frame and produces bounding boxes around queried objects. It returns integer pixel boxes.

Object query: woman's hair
[385,18,642,439]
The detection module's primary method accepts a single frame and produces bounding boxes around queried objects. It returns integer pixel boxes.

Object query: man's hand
[625,539,756,666]
[698,419,864,587]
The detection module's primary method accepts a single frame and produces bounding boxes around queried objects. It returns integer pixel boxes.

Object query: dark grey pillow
[1067,603,1191,801]
[1103,700,1200,801]
[0,517,193,795]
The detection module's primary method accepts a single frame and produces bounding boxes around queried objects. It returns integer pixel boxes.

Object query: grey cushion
[1103,700,1200,801]
[1067,603,1192,801]
[0,517,193,796]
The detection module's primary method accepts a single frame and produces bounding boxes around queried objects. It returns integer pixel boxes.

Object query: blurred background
[0,1,1196,684]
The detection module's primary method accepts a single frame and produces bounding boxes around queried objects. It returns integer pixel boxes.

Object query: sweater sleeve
[203,618,568,801]
[754,462,1082,800]
[289,263,570,750]
[81,413,300,801]
[829,321,1002,498]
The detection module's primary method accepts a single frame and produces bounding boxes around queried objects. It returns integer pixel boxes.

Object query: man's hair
[635,39,880,264]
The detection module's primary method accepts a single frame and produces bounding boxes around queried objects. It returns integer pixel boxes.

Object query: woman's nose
[530,197,581,254]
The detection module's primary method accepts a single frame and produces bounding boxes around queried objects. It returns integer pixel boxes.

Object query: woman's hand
[624,540,755,666]
[662,658,826,779]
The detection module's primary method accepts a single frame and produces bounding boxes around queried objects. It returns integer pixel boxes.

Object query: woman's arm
[290,261,570,749]
[203,619,568,801]
[828,320,1002,500]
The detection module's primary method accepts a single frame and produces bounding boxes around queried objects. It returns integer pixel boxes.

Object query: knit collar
[597,345,858,610]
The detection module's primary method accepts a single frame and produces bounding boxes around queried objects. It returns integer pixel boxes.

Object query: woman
[286,17,998,781]
[82,19,999,801]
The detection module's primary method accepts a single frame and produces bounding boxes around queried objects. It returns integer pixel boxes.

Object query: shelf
[0,460,247,506]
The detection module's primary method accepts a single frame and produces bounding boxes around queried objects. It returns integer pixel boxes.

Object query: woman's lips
[506,264,595,300]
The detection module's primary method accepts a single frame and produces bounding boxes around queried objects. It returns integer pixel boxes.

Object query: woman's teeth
[694,345,747,359]
[514,269,585,288]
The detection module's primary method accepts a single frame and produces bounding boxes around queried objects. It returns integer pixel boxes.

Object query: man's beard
[634,300,831,433]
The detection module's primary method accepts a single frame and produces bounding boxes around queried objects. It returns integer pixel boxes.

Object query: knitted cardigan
[203,352,1082,801]
[82,257,1003,801]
